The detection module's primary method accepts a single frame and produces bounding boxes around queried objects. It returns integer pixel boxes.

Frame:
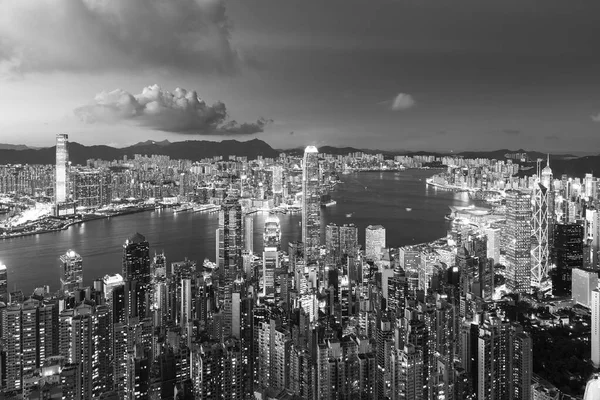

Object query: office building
[218,196,243,279]
[505,190,532,293]
[302,146,321,265]
[366,225,386,261]
[122,233,151,318]
[59,250,83,297]
[55,133,69,204]
[244,214,254,253]
[486,227,501,265]
[553,223,584,296]
[531,181,550,288]
[572,268,598,308]
[264,214,281,250]
[0,263,7,303]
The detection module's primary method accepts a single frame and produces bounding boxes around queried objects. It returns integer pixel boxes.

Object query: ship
[322,200,337,207]
[173,204,193,213]
[405,208,412,212]
[345,212,353,218]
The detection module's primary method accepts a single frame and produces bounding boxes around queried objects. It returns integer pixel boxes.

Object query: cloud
[0,0,241,75]
[391,93,415,111]
[545,135,560,141]
[592,114,600,122]
[502,129,521,135]
[74,85,271,134]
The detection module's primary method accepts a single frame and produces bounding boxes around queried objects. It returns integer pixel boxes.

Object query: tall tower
[264,214,282,250]
[302,146,321,265]
[531,182,549,288]
[505,190,532,293]
[122,233,151,318]
[59,250,83,296]
[0,263,7,303]
[218,196,243,279]
[244,214,254,253]
[55,133,69,204]
[592,287,600,367]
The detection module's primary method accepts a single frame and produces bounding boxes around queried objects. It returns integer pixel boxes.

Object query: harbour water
[0,170,470,293]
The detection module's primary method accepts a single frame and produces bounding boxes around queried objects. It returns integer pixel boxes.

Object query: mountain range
[0,139,598,177]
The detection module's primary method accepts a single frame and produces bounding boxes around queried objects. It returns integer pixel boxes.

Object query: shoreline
[0,206,155,240]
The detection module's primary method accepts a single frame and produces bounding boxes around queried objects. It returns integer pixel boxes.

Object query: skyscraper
[122,233,151,318]
[218,196,243,279]
[244,214,254,253]
[59,250,83,296]
[505,190,532,293]
[55,133,69,204]
[552,223,584,296]
[0,262,7,303]
[592,287,600,367]
[366,225,386,261]
[531,181,550,288]
[302,146,321,264]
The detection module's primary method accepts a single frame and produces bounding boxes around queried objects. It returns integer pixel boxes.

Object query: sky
[0,0,599,153]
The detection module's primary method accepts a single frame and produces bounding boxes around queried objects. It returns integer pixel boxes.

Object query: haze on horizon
[1,0,599,153]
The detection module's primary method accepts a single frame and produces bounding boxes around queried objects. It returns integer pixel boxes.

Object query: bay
[0,170,470,293]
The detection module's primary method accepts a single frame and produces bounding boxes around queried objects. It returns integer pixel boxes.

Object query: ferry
[323,200,337,207]
[405,208,412,212]
[345,212,353,218]
[173,204,193,214]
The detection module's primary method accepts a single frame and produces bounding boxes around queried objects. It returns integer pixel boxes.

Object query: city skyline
[1,1,600,152]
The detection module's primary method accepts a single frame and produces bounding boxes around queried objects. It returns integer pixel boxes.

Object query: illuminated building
[272,165,283,194]
[552,223,584,296]
[302,146,321,265]
[72,169,109,209]
[485,227,501,265]
[365,225,386,261]
[263,214,281,250]
[592,288,600,367]
[262,247,279,296]
[122,233,151,318]
[531,180,550,289]
[218,196,243,279]
[505,190,532,293]
[0,262,7,303]
[55,133,69,204]
[59,250,83,296]
[244,214,254,253]
[584,375,600,400]
[572,268,598,308]
[59,303,111,398]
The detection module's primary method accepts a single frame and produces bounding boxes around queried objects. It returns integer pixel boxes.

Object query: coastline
[0,206,155,240]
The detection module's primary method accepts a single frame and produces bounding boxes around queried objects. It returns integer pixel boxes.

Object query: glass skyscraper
[55,133,69,204]
[59,250,83,296]
[302,146,320,265]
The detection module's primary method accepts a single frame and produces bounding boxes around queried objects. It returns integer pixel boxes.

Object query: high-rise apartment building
[505,190,532,293]
[592,287,600,367]
[244,214,254,253]
[59,250,83,296]
[366,225,386,261]
[302,146,321,265]
[55,133,69,204]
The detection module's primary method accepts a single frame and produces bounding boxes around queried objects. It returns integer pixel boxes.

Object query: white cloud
[391,93,416,111]
[0,0,241,75]
[592,113,600,122]
[74,84,271,134]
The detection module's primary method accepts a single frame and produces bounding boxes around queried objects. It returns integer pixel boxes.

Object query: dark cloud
[289,131,295,135]
[74,85,271,134]
[502,129,522,135]
[0,0,241,75]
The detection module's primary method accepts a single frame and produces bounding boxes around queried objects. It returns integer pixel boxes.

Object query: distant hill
[0,143,31,150]
[1,140,599,177]
[0,139,281,165]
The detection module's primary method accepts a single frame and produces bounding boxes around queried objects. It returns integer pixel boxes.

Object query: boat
[405,208,412,212]
[345,213,353,218]
[444,214,454,221]
[323,200,337,207]
[173,204,193,213]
